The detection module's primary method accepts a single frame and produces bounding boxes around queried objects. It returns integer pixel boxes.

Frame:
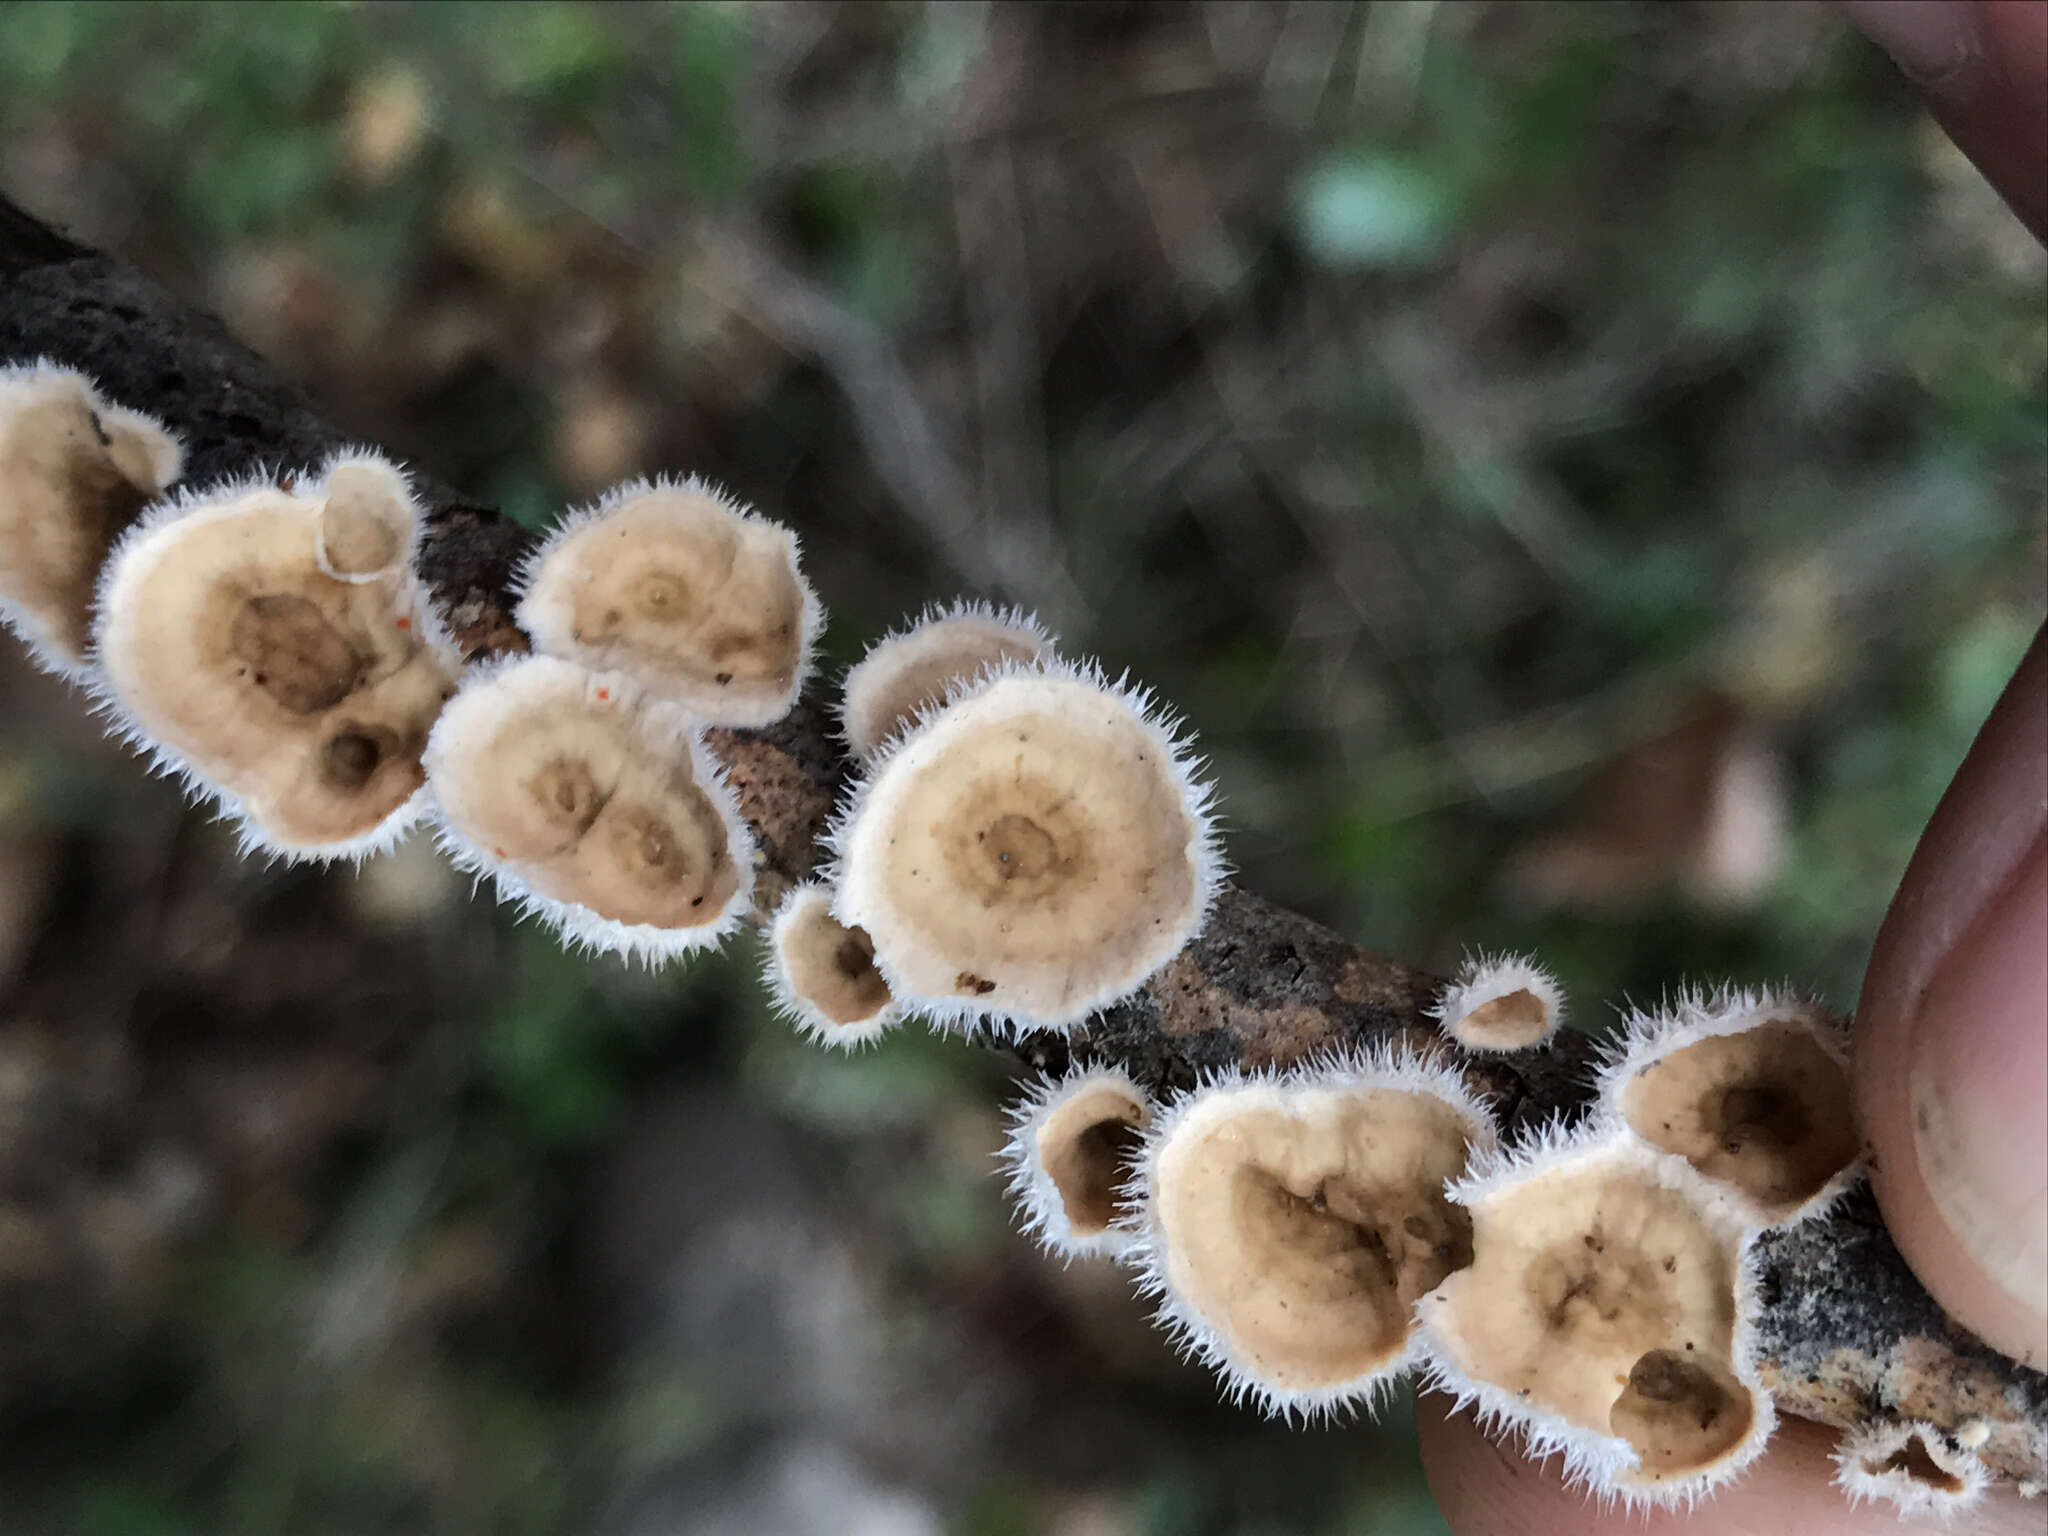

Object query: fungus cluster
[0,361,182,677]
[979,975,1868,1511]
[1409,983,1862,1508]
[2,354,2011,1516]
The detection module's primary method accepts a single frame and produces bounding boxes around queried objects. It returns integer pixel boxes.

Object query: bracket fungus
[0,360,183,676]
[1831,1418,1990,1521]
[838,599,1053,756]
[93,455,457,859]
[1596,988,1860,1229]
[1415,1128,1774,1508]
[1430,952,1565,1054]
[999,1065,1152,1260]
[763,881,900,1048]
[424,654,753,961]
[514,476,823,727]
[826,658,1222,1034]
[1130,1049,1495,1421]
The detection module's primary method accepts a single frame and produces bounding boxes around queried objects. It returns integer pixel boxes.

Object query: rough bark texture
[3,192,2043,1483]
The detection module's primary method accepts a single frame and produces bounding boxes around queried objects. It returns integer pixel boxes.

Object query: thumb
[1855,623,2047,1368]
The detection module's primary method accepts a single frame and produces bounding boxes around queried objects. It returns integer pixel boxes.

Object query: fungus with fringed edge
[92,452,456,861]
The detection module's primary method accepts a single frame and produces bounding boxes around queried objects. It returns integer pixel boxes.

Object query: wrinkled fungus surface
[517,481,816,726]
[97,480,452,853]
[1621,1020,1857,1223]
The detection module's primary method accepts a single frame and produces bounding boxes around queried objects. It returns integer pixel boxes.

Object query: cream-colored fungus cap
[1431,952,1565,1053]
[514,476,823,727]
[313,453,417,582]
[1831,1419,1989,1521]
[1130,1047,1496,1420]
[425,654,754,961]
[0,361,183,675]
[826,658,1223,1034]
[839,599,1053,756]
[999,1065,1152,1260]
[764,881,900,1048]
[93,457,455,859]
[1415,1127,1775,1509]
[1596,987,1860,1229]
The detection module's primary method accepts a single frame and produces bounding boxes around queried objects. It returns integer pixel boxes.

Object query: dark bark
[3,191,2042,1482]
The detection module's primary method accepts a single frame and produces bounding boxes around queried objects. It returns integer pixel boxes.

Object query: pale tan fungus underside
[99,488,454,847]
[847,679,1199,1017]
[0,386,168,662]
[1452,988,1551,1050]
[523,489,807,723]
[778,889,893,1025]
[1620,1020,1857,1222]
[842,616,1047,755]
[1158,1087,1478,1392]
[1037,1084,1148,1234]
[432,666,742,929]
[1426,1154,1756,1485]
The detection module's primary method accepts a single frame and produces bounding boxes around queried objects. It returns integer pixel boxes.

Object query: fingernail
[1838,0,1987,93]
[1909,831,2048,1325]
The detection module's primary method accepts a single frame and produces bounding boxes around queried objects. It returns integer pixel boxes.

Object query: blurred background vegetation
[0,2,2041,1533]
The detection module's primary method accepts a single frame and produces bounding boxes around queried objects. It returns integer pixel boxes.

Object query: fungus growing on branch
[839,599,1053,756]
[1597,988,1860,1228]
[1831,1419,1989,1520]
[827,659,1222,1034]
[1416,1129,1774,1507]
[0,361,182,675]
[1430,952,1565,1053]
[763,881,900,1047]
[514,476,823,726]
[424,654,753,960]
[999,1065,1151,1259]
[313,454,416,581]
[1130,1049,1495,1420]
[93,456,456,859]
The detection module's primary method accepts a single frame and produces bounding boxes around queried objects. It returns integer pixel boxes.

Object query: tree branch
[2,190,2041,1481]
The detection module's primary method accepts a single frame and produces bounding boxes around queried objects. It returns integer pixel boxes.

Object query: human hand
[1421,4,2048,1528]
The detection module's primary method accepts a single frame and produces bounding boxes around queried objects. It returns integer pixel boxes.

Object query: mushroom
[0,361,182,676]
[838,599,1053,756]
[1831,1419,1989,1520]
[313,452,416,582]
[826,658,1223,1034]
[1130,1048,1496,1420]
[424,653,753,961]
[1415,1127,1775,1507]
[1596,987,1860,1228]
[92,457,456,859]
[999,1065,1152,1259]
[764,881,900,1048]
[1431,952,1565,1053]
[513,475,823,727]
